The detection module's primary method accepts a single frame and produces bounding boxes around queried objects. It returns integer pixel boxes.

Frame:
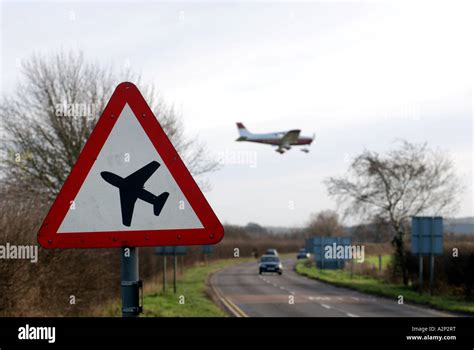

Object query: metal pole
[321,238,325,270]
[337,238,341,270]
[162,255,167,293]
[418,221,423,295]
[173,252,177,293]
[419,255,423,295]
[121,247,141,317]
[321,254,324,269]
[314,246,318,271]
[378,255,382,274]
[429,218,435,295]
[429,254,435,295]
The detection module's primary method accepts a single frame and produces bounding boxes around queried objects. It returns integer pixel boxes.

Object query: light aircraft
[101,161,169,227]
[235,122,314,154]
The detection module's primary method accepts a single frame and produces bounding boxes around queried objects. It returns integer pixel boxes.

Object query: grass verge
[101,258,253,317]
[295,260,474,315]
[363,254,392,271]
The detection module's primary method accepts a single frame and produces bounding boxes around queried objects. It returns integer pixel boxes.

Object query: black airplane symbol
[100,161,169,227]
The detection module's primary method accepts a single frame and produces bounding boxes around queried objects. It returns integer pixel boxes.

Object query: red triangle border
[37,82,224,249]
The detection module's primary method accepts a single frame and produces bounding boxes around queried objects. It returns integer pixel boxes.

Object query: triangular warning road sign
[38,82,224,249]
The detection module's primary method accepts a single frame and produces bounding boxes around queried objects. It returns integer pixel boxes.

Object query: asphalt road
[210,258,455,317]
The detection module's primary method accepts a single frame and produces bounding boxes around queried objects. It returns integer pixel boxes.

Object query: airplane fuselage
[101,171,159,206]
[101,161,169,226]
[235,122,314,153]
[237,132,313,146]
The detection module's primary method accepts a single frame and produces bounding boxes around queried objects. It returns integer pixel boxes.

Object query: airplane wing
[119,190,138,227]
[280,129,301,146]
[125,161,160,187]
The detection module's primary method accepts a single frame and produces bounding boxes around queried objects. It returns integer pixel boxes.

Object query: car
[259,255,283,275]
[265,249,279,257]
[297,248,310,260]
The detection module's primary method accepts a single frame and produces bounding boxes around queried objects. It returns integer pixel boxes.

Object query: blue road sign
[411,216,443,256]
[307,236,352,269]
[202,245,214,255]
[305,238,314,253]
[154,246,187,255]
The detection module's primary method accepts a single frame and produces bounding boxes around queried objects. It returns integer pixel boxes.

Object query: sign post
[418,254,423,295]
[309,236,352,270]
[37,82,224,316]
[121,247,141,317]
[429,253,435,295]
[155,246,187,294]
[411,216,443,295]
[202,245,214,266]
[429,218,433,295]
[418,223,423,295]
[173,252,177,293]
[162,255,167,293]
[305,238,317,270]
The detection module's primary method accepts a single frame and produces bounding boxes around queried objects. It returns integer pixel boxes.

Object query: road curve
[210,258,456,317]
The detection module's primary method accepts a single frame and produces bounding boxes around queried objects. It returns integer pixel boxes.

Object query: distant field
[296,259,474,315]
[363,254,392,271]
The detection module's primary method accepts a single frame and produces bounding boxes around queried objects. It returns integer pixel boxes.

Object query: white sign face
[58,104,203,233]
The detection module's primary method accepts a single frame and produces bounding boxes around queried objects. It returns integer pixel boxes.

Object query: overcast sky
[1,1,472,227]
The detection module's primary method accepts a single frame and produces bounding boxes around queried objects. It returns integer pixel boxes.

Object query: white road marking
[308,296,330,301]
[321,304,331,309]
[346,313,359,317]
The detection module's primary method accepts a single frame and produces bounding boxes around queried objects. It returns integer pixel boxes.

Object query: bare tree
[352,215,392,243]
[306,210,345,237]
[325,140,461,285]
[0,51,218,198]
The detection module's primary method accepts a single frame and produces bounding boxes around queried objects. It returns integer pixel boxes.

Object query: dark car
[296,248,310,260]
[259,255,283,275]
[265,249,279,257]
